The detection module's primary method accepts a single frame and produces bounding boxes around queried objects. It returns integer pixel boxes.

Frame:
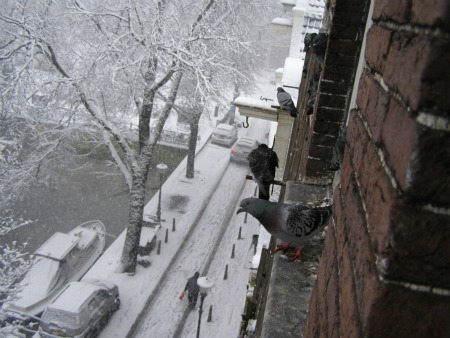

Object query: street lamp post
[196,276,214,338]
[156,163,168,223]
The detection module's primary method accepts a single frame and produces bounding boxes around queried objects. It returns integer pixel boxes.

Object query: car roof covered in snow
[48,281,103,313]
[215,124,235,131]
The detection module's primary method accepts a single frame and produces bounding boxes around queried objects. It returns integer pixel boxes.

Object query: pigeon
[312,33,328,65]
[247,144,279,200]
[328,126,347,171]
[276,87,298,118]
[303,32,317,52]
[307,71,321,111]
[237,198,332,261]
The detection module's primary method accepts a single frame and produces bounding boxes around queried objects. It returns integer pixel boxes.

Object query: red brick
[326,258,340,338]
[381,202,450,289]
[338,243,363,338]
[366,25,450,115]
[406,128,450,204]
[380,96,418,189]
[303,286,320,338]
[357,71,450,204]
[372,0,410,23]
[365,283,450,338]
[346,112,396,253]
[340,174,380,321]
[411,0,450,31]
[356,70,390,141]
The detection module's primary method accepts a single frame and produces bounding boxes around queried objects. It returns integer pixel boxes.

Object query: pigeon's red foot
[287,247,302,262]
[274,242,291,253]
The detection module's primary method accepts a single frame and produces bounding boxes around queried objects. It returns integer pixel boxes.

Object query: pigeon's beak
[236,207,244,214]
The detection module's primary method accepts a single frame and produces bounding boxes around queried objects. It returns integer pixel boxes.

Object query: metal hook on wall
[242,116,249,128]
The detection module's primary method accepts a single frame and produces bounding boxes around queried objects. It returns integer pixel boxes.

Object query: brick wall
[303,0,450,337]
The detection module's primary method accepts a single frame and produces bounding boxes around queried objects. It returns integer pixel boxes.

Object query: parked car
[211,124,238,147]
[38,279,120,338]
[230,137,259,164]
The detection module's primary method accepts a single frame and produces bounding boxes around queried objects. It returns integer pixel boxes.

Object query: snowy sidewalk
[83,141,232,338]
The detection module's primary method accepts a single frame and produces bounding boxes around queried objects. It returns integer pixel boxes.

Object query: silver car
[211,124,238,147]
[230,137,259,164]
[38,279,120,338]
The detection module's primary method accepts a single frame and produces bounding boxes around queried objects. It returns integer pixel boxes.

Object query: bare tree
[0,0,275,274]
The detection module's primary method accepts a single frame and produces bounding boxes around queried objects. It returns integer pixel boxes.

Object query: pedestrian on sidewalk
[183,272,200,309]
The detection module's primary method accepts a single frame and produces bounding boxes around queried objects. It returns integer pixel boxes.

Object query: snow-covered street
[77,118,273,338]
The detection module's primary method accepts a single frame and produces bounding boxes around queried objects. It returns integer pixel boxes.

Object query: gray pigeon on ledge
[276,87,298,117]
[237,198,332,261]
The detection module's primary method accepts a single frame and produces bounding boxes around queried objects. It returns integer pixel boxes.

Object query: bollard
[238,226,242,240]
[224,264,228,280]
[244,212,248,224]
[172,218,176,232]
[157,240,161,255]
[165,228,168,243]
[253,186,258,197]
[207,305,213,322]
[231,244,235,258]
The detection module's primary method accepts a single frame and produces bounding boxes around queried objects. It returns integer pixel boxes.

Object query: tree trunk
[186,111,202,179]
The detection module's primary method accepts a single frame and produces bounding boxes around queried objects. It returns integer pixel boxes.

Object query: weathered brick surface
[327,38,361,57]
[338,243,362,338]
[365,284,450,338]
[357,70,450,205]
[322,65,355,83]
[319,80,351,96]
[411,0,450,31]
[317,93,347,110]
[406,128,450,205]
[302,1,450,338]
[310,131,338,148]
[346,112,395,253]
[365,25,450,115]
[373,0,450,31]
[329,23,361,41]
[372,0,411,24]
[382,202,450,288]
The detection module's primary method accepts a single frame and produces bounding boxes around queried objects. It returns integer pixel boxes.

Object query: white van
[211,124,238,147]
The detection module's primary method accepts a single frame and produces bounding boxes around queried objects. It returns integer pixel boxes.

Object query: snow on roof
[215,124,236,131]
[35,232,80,261]
[12,257,61,310]
[234,97,276,112]
[281,57,304,89]
[271,17,293,26]
[49,281,101,313]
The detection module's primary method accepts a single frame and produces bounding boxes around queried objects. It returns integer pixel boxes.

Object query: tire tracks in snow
[128,162,247,338]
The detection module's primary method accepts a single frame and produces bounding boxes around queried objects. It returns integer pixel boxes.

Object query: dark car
[38,279,120,338]
[230,137,259,164]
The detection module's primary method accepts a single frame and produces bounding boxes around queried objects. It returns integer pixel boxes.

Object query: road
[132,119,271,338]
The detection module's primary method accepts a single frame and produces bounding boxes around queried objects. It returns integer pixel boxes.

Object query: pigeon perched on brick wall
[276,87,298,117]
[303,32,317,52]
[328,126,347,171]
[312,33,328,65]
[237,198,332,261]
[247,144,279,200]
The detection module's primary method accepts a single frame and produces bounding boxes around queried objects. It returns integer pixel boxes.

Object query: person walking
[180,272,200,309]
